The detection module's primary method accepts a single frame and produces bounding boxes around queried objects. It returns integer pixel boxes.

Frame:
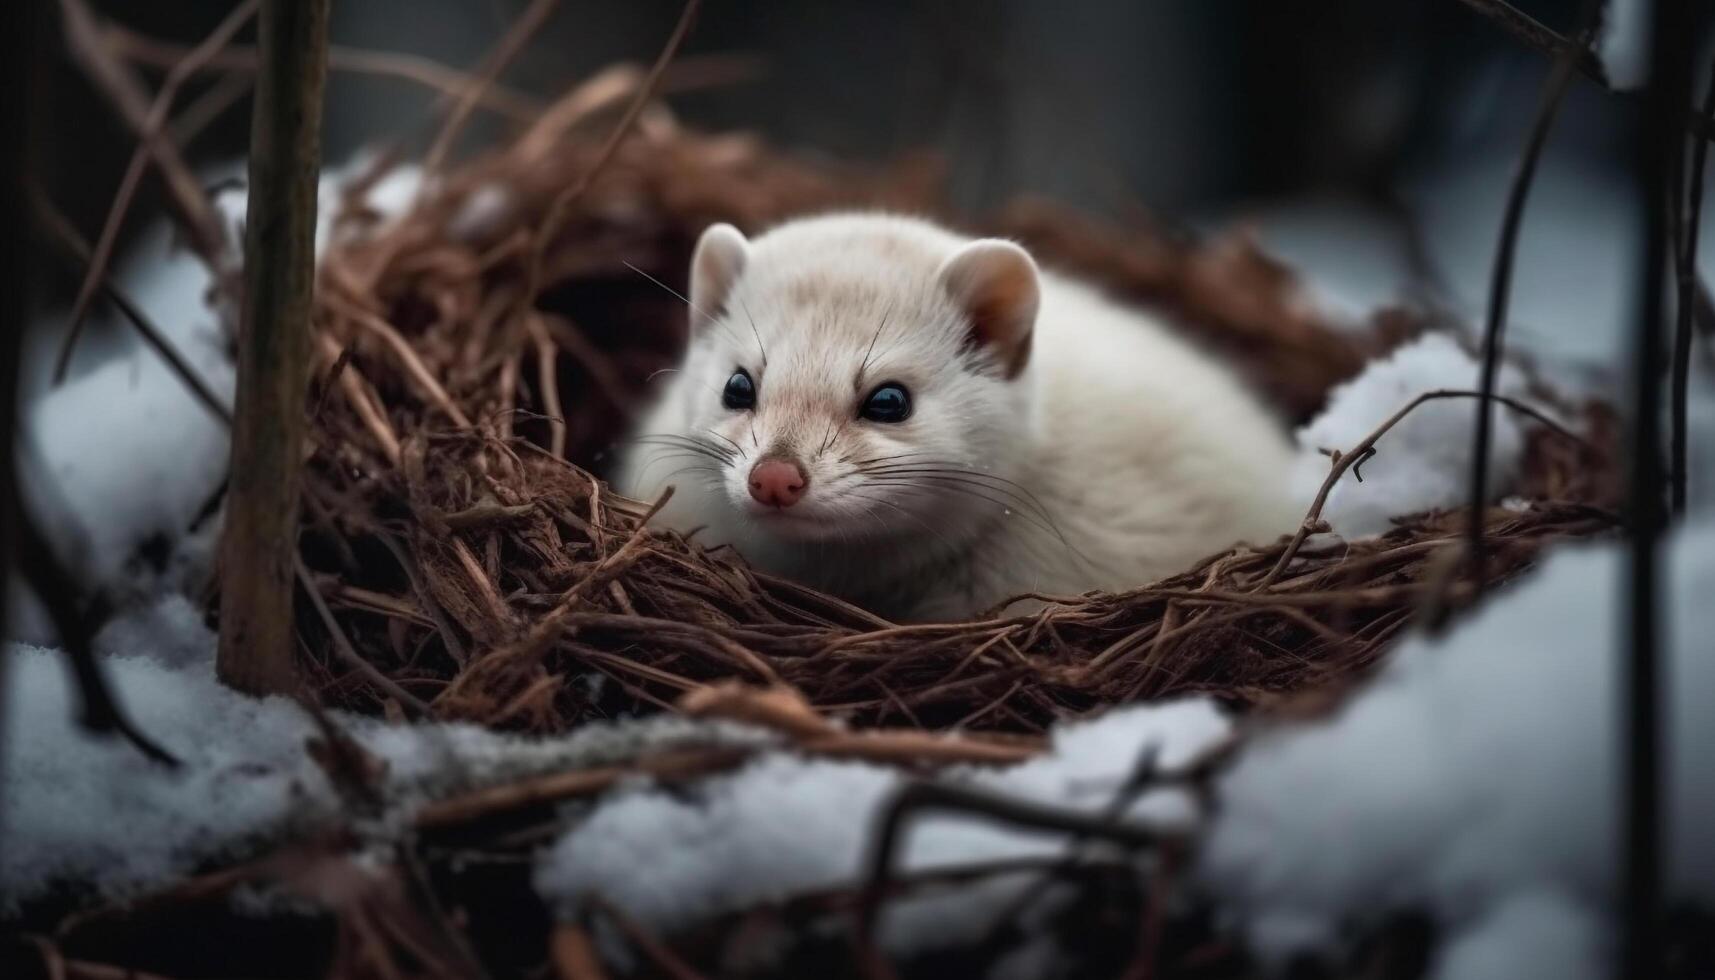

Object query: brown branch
[217,0,330,695]
[317,332,404,466]
[421,0,560,176]
[585,894,708,980]
[56,0,259,383]
[55,0,229,275]
[297,557,433,718]
[326,296,473,428]
[551,923,611,980]
[168,69,254,146]
[854,780,1175,977]
[528,314,567,458]
[512,54,763,162]
[525,0,702,303]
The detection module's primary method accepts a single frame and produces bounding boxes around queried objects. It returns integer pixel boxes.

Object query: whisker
[843,488,965,557]
[858,465,1061,524]
[847,449,939,468]
[623,261,714,323]
[857,300,896,382]
[864,477,1076,555]
[862,466,1048,504]
[702,429,745,456]
[631,446,733,469]
[622,261,748,354]
[655,462,725,488]
[635,450,727,482]
[736,296,767,369]
[632,433,737,458]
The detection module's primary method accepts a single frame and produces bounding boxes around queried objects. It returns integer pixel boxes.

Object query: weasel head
[630,213,1042,550]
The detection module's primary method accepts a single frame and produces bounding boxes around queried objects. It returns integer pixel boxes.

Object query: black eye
[722,369,756,410]
[860,383,911,423]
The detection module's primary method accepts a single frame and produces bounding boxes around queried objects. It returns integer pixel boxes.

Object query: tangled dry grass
[290,72,1621,739]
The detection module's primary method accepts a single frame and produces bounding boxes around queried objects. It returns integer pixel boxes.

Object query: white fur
[617,214,1301,621]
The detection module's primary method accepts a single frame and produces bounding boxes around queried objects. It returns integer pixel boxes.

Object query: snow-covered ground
[2,598,774,909]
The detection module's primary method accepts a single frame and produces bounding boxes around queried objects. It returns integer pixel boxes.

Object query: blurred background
[24,0,1715,366]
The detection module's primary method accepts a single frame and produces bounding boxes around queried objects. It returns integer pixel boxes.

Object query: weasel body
[618,214,1300,621]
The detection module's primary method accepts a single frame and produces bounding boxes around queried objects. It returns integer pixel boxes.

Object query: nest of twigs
[293,96,1622,738]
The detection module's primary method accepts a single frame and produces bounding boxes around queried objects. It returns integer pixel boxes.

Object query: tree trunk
[217,0,330,695]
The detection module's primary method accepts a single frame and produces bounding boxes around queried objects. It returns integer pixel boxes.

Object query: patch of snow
[0,602,772,909]
[11,151,433,638]
[448,183,514,241]
[212,153,426,264]
[92,593,215,670]
[533,699,1231,955]
[1408,154,1638,378]
[1596,0,1650,92]
[1199,517,1715,971]
[1289,332,1543,536]
[0,638,323,909]
[17,328,232,597]
[1427,891,1608,980]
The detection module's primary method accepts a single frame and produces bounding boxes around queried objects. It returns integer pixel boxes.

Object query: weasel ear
[937,239,1039,379]
[689,222,750,332]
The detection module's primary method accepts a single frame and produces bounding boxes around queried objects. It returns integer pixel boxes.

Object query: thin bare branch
[1672,62,1715,514]
[421,0,560,176]
[1263,388,1587,588]
[1464,0,1597,579]
[54,0,230,290]
[29,192,233,424]
[524,0,702,302]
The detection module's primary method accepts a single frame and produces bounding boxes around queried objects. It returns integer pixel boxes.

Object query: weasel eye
[860,383,911,423]
[722,369,756,410]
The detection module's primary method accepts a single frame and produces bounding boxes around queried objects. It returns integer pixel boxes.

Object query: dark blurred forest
[26,0,1646,270]
[17,0,1715,381]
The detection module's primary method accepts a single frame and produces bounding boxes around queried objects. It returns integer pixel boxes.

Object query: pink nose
[748,459,808,508]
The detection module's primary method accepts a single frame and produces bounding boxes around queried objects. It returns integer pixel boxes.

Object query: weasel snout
[748,457,808,508]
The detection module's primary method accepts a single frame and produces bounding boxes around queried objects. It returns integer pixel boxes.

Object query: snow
[533,699,1231,954]
[1408,153,1638,376]
[9,154,433,639]
[1290,332,1544,536]
[18,349,232,598]
[0,598,772,910]
[211,154,425,264]
[1199,516,1715,972]
[0,636,323,908]
[1427,891,1608,980]
[1595,0,1650,92]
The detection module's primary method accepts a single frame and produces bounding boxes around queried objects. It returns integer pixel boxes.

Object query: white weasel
[617,213,1302,622]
